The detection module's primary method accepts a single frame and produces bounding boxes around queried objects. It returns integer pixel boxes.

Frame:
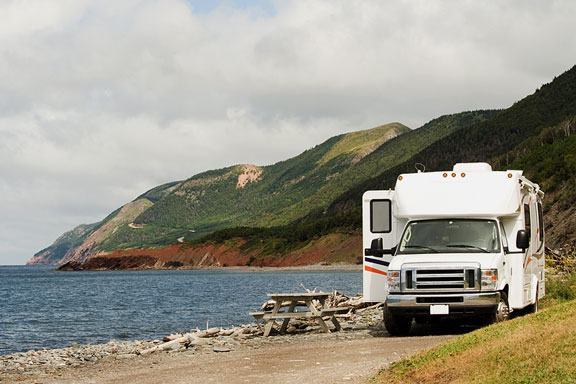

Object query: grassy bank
[371,253,576,384]
[372,300,576,384]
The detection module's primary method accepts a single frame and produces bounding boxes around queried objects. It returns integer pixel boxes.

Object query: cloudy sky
[1,0,575,265]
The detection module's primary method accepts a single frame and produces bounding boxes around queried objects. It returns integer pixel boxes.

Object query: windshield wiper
[403,245,439,253]
[446,244,489,253]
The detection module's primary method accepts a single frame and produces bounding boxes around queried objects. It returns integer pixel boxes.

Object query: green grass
[545,272,576,303]
[542,252,576,306]
[317,123,409,166]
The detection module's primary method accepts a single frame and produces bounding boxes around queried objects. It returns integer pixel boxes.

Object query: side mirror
[365,238,395,257]
[516,229,530,251]
[365,238,383,257]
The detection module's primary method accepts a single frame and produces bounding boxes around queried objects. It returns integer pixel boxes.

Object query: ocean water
[0,266,362,355]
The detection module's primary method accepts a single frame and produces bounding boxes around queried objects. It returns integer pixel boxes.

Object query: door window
[524,204,531,236]
[537,202,544,242]
[500,222,509,250]
[370,200,392,233]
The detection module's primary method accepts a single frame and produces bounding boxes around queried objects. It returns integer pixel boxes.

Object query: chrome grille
[402,265,480,291]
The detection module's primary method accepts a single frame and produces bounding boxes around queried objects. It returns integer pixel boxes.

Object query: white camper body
[363,163,545,335]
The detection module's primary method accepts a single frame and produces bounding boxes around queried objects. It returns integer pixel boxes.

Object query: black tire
[489,291,510,324]
[383,303,412,336]
[525,285,539,314]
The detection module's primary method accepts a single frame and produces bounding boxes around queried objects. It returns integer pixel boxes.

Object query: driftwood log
[140,327,243,355]
[141,290,374,355]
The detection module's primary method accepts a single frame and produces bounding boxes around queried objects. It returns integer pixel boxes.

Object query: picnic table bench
[250,293,349,337]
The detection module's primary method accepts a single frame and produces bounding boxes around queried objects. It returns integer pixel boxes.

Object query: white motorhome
[363,163,545,335]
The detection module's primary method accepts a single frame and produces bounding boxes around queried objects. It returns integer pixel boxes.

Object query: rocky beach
[0,292,457,384]
[0,291,370,377]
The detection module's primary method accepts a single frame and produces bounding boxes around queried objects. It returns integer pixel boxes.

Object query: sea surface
[0,266,362,355]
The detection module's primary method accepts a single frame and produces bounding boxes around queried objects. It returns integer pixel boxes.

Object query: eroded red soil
[67,233,362,270]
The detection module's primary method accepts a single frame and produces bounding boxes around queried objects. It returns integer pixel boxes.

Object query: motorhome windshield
[397,219,500,254]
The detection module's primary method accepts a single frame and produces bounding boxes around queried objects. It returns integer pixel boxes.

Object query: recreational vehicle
[363,163,545,335]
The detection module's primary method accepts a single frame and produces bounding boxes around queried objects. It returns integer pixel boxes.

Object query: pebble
[116,354,137,360]
[190,338,211,347]
[0,339,158,377]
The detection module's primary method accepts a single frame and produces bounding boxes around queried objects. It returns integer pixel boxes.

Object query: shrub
[543,247,576,305]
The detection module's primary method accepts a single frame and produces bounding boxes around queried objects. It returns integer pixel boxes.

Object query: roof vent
[453,163,492,172]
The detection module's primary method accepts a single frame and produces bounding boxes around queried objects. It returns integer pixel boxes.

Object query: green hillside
[29,223,99,265]
[99,123,412,251]
[499,117,576,246]
[498,118,576,205]
[271,110,498,225]
[29,182,182,265]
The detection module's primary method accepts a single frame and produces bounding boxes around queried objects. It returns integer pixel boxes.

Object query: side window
[499,222,509,250]
[537,202,544,242]
[370,200,392,233]
[524,204,531,236]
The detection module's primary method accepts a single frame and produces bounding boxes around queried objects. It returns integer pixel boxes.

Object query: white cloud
[1,0,576,264]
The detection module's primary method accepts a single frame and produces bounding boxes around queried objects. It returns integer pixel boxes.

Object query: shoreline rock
[55,262,363,272]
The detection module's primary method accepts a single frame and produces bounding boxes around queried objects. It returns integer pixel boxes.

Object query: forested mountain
[29,65,576,267]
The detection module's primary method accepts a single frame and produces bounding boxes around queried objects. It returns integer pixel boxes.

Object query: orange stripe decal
[524,256,533,270]
[365,265,387,276]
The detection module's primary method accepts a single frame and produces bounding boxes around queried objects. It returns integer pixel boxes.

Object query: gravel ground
[0,307,461,384]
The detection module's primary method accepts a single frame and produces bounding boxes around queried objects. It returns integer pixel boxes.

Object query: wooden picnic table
[250,292,347,337]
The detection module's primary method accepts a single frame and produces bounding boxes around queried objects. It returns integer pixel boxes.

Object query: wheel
[525,284,539,314]
[489,291,510,324]
[383,303,412,336]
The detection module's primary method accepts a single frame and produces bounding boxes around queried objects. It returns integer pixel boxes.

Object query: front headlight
[481,269,498,291]
[388,270,400,292]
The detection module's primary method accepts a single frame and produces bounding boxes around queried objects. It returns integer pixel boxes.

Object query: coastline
[0,304,456,384]
[198,263,363,272]
[56,262,363,272]
[1,267,363,359]
[1,289,368,366]
[1,298,378,379]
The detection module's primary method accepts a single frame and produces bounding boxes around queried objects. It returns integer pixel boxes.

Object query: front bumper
[386,291,500,316]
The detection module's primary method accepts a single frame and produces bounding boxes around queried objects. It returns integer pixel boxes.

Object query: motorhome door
[362,190,402,302]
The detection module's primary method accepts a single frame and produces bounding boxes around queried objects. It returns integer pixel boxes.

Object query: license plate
[430,304,449,315]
